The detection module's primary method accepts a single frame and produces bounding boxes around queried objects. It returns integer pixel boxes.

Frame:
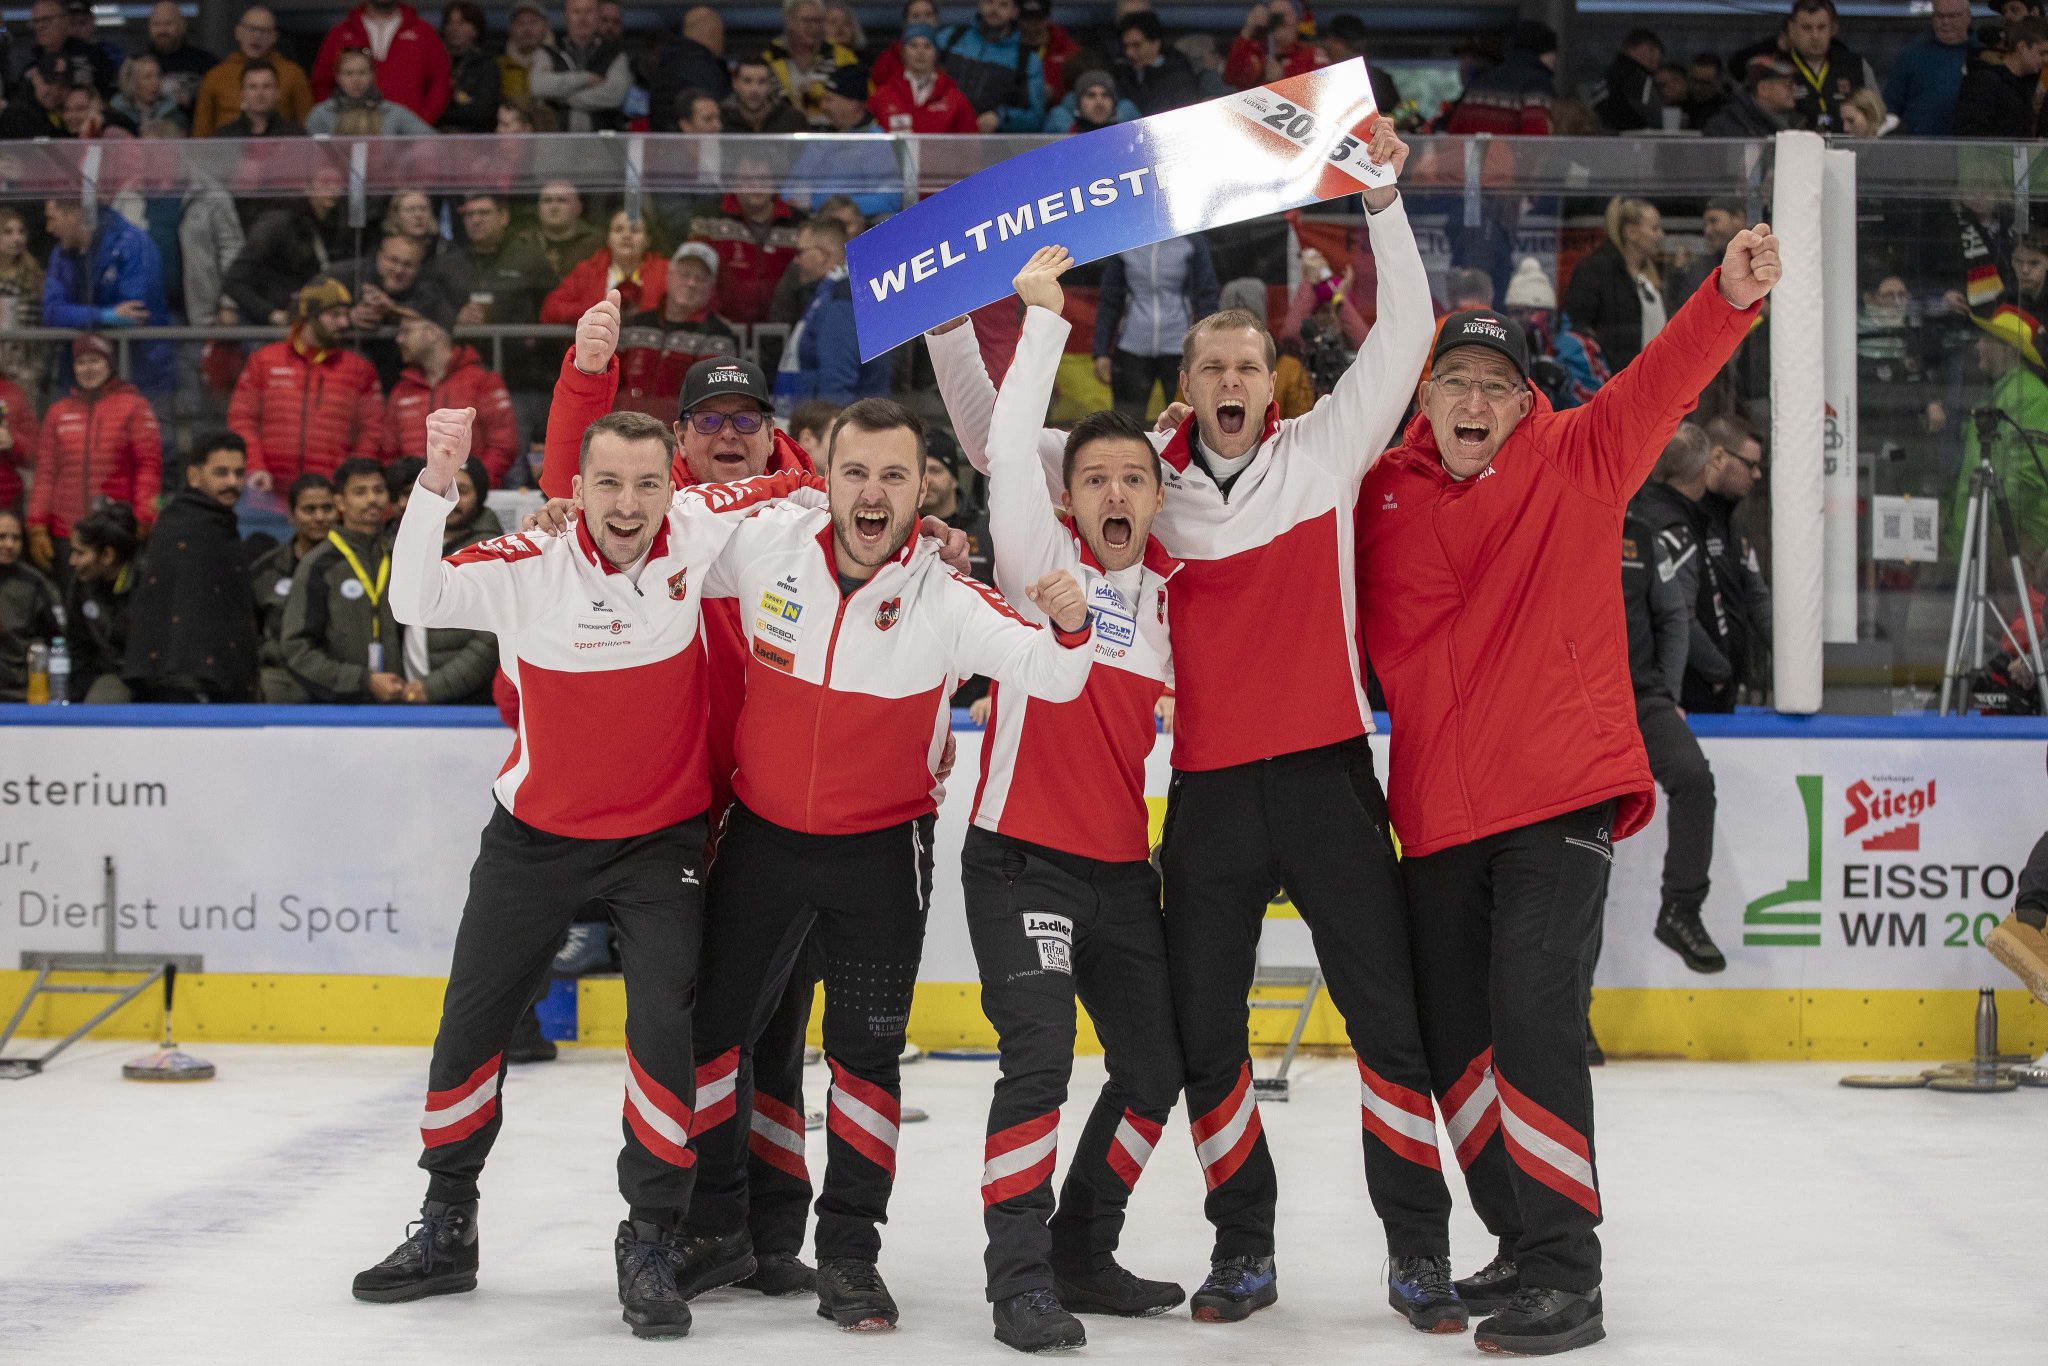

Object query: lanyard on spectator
[1790,50,1830,102]
[326,530,391,641]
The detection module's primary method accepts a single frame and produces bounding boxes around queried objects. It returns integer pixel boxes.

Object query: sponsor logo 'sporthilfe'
[846,59,1387,359]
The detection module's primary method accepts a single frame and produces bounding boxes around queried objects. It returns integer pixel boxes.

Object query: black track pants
[1636,695,1715,906]
[418,804,706,1214]
[1159,737,1452,1261]
[962,827,1184,1301]
[689,803,929,1263]
[1402,801,1616,1293]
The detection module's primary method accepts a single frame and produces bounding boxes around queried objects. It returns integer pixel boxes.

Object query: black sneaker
[737,1250,818,1297]
[1475,1285,1604,1355]
[668,1228,758,1299]
[1387,1255,1467,1334]
[1189,1254,1277,1323]
[615,1220,692,1339]
[1654,901,1727,973]
[992,1288,1087,1353]
[506,1006,558,1063]
[1053,1260,1185,1317]
[1454,1251,1520,1315]
[352,1200,480,1303]
[816,1257,898,1331]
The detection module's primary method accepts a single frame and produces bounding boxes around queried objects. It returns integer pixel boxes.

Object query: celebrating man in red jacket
[311,1,451,124]
[1353,225,1780,1356]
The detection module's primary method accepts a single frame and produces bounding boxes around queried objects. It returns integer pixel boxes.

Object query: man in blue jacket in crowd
[774,217,889,409]
[42,198,174,401]
[937,0,1046,131]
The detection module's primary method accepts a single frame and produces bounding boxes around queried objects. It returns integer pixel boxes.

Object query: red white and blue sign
[847,58,1390,361]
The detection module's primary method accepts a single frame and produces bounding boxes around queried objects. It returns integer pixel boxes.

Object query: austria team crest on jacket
[875,597,901,631]
[667,567,688,601]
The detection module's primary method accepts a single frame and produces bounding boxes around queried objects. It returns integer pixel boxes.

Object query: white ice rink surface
[4,1044,2045,1364]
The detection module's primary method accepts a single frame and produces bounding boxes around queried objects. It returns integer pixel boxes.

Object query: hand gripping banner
[847,57,1389,361]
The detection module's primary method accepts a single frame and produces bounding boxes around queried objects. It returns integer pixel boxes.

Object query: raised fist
[1718,224,1782,310]
[1027,569,1088,634]
[575,287,622,375]
[423,406,476,494]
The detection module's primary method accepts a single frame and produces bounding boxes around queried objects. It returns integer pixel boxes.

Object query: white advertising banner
[3,720,2041,991]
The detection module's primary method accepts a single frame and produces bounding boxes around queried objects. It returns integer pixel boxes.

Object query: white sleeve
[941,572,1093,704]
[926,317,1067,502]
[390,477,533,634]
[986,306,1083,612]
[1285,197,1433,479]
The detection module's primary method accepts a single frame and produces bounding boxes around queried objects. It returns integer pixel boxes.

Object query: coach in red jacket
[311,2,451,125]
[232,279,387,492]
[1353,226,1779,1356]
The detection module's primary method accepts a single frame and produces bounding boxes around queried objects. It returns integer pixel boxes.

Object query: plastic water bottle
[48,636,70,706]
[25,641,49,704]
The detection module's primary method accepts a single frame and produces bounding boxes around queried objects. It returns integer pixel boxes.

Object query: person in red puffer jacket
[230,278,387,492]
[1351,227,1780,1355]
[382,293,519,483]
[0,372,42,514]
[27,335,160,564]
[868,24,980,133]
[311,2,452,125]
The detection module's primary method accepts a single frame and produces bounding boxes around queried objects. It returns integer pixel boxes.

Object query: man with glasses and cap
[1354,223,1781,1355]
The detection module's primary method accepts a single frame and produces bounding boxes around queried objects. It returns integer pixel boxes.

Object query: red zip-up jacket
[229,334,386,482]
[384,346,520,483]
[1223,35,1322,90]
[539,347,818,816]
[311,4,451,124]
[0,376,42,511]
[868,72,981,134]
[1354,272,1760,858]
[688,197,802,326]
[541,251,667,326]
[28,380,161,537]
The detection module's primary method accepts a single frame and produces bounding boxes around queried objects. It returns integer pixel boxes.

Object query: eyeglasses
[1721,448,1765,474]
[687,410,767,436]
[1432,375,1522,401]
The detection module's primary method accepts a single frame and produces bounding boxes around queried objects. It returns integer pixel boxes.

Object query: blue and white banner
[847,58,1390,360]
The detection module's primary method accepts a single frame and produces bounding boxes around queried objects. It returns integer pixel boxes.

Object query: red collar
[1158,403,1282,474]
[668,430,816,490]
[574,508,672,575]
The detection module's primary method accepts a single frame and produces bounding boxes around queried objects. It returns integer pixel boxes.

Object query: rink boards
[2,706,2045,1059]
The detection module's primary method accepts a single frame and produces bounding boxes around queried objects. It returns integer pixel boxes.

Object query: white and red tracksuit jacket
[970,305,1177,865]
[391,467,819,839]
[930,197,1430,773]
[705,503,1098,836]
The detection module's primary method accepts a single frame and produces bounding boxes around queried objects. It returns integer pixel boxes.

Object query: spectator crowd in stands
[0,0,2044,704]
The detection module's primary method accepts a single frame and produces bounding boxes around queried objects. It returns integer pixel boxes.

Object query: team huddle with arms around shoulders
[357,114,1780,1355]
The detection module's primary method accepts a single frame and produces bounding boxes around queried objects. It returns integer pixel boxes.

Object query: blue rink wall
[2,706,2045,1061]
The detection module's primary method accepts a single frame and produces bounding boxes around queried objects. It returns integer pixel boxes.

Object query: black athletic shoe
[1475,1285,1604,1355]
[1654,900,1727,973]
[736,1250,817,1297]
[1053,1261,1185,1317]
[1387,1255,1468,1334]
[615,1220,692,1339]
[506,1006,558,1063]
[1454,1251,1520,1315]
[352,1200,480,1303]
[816,1257,898,1331]
[668,1229,758,1299]
[993,1288,1087,1353]
[1189,1254,1277,1323]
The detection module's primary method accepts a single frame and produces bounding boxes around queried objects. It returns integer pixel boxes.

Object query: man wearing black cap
[1355,226,1782,1354]
[385,293,520,485]
[1702,54,1800,136]
[0,53,75,139]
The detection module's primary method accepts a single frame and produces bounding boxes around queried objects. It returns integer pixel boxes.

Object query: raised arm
[1557,227,1778,506]
[987,249,1085,610]
[925,312,1068,502]
[391,407,536,634]
[1286,123,1431,478]
[539,289,625,501]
